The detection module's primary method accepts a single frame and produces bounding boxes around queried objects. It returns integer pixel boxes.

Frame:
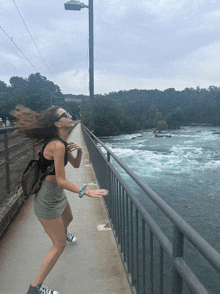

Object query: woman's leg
[32,216,66,287]
[61,202,73,232]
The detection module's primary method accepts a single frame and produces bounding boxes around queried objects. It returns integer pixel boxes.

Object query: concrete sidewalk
[0,124,132,294]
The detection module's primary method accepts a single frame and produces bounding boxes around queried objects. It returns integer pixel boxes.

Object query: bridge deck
[0,123,131,294]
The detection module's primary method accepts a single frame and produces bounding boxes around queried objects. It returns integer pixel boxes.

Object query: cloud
[54,67,218,95]
[0,51,21,64]
[1,0,220,94]
[54,69,89,94]
[174,41,220,84]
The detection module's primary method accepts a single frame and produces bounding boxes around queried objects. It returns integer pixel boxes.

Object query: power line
[0,25,39,72]
[12,0,51,74]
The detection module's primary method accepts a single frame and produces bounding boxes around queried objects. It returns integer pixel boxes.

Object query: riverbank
[112,123,219,138]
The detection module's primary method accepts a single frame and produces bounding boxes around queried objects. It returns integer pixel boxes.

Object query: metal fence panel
[82,124,220,294]
[0,128,35,207]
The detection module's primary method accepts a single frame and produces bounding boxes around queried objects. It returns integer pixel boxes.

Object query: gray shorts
[34,180,68,220]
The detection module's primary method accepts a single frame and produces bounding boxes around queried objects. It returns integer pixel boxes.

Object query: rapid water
[100,126,220,293]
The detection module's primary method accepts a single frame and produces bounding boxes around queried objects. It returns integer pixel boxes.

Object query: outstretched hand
[87,189,109,198]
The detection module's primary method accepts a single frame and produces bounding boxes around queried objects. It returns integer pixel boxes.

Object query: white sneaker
[66,231,76,243]
[26,284,59,294]
[38,284,59,294]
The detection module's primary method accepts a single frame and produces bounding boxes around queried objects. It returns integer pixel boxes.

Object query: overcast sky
[1,0,220,95]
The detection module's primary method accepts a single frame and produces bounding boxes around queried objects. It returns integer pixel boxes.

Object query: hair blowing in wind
[10,105,60,146]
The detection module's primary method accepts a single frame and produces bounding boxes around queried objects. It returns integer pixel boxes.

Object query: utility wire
[12,0,51,74]
[0,25,39,72]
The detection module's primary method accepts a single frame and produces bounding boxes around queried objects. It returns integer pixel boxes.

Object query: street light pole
[89,0,94,131]
[64,0,94,131]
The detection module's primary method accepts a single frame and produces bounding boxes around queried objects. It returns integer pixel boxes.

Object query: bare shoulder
[44,140,65,158]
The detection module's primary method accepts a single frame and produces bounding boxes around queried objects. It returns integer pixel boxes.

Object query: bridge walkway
[0,123,132,294]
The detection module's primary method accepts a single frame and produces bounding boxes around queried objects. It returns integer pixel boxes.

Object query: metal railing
[82,124,220,294]
[0,127,36,205]
[0,122,78,206]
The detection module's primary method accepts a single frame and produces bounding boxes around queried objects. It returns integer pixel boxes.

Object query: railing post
[107,151,110,162]
[107,151,111,191]
[150,230,154,294]
[130,201,134,286]
[126,194,131,274]
[4,130,10,194]
[122,189,126,262]
[135,209,139,292]
[33,145,36,160]
[142,219,146,294]
[159,245,164,294]
[172,226,184,294]
[110,172,114,223]
[106,151,111,217]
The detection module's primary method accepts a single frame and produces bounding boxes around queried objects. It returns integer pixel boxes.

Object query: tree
[0,81,8,92]
[9,73,64,111]
[147,105,164,128]
[0,91,15,120]
[65,100,81,119]
[2,75,220,134]
[166,107,184,129]
[157,121,168,131]
[10,76,28,90]
[93,96,125,136]
[26,73,63,110]
[81,95,137,136]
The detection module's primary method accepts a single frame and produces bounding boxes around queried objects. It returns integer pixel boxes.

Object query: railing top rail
[83,124,220,273]
[0,127,16,133]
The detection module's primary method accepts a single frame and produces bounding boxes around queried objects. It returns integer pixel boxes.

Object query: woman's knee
[53,239,66,254]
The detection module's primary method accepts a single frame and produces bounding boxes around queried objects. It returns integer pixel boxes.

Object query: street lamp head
[64,0,88,10]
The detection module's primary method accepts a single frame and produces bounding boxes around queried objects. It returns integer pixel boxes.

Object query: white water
[100,126,220,293]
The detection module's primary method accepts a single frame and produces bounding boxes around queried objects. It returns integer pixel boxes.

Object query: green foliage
[92,86,220,134]
[147,105,163,128]
[0,73,70,121]
[63,94,85,120]
[65,101,80,120]
[1,73,220,136]
[0,91,15,119]
[81,96,137,136]
[157,121,168,131]
[166,107,184,129]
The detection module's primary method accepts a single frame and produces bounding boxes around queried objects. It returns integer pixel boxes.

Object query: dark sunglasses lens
[58,111,70,120]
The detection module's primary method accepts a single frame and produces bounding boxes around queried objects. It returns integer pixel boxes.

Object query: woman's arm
[67,142,82,168]
[53,141,108,198]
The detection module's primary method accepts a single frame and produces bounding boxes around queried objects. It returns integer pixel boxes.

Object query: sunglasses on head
[56,111,71,121]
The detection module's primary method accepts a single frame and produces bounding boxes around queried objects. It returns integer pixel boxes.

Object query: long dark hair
[10,105,61,146]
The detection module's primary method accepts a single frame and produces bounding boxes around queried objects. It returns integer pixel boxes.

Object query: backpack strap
[41,161,55,178]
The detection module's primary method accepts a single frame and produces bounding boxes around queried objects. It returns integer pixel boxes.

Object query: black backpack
[17,145,54,196]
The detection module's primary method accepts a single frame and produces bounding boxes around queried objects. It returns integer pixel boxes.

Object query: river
[100,126,220,293]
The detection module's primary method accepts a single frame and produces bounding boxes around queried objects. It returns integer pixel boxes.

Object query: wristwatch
[79,184,87,198]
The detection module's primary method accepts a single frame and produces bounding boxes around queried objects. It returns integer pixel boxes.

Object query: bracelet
[79,184,87,198]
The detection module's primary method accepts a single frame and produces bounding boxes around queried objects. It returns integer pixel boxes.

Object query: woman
[11,105,108,294]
